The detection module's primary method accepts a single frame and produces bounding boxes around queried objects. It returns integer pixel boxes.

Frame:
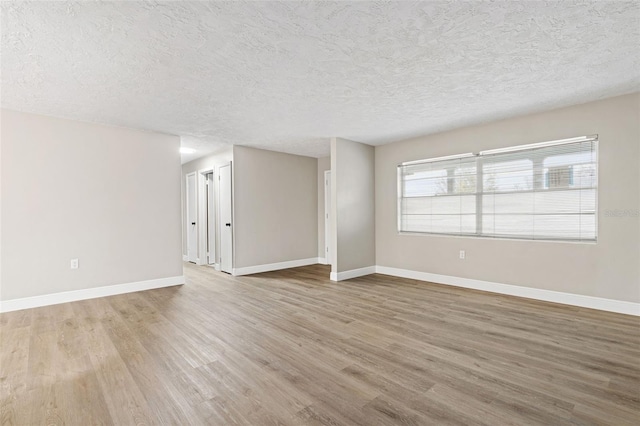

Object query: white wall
[181,148,233,264]
[1,109,183,301]
[376,93,640,303]
[317,156,330,261]
[233,146,318,269]
[331,137,375,275]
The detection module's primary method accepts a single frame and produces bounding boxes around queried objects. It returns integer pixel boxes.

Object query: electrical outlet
[70,258,79,269]
[459,250,465,260]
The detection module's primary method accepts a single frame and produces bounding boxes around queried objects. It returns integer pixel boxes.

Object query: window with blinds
[398,136,598,241]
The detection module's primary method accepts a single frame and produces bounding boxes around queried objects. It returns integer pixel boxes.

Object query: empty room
[1,1,639,425]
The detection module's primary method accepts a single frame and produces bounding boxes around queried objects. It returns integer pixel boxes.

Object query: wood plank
[0,262,638,425]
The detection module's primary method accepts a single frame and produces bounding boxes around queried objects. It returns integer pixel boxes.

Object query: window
[398,136,598,241]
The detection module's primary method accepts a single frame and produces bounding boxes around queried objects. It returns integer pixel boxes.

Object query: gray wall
[375,93,640,303]
[331,137,376,274]
[181,148,233,263]
[317,156,330,260]
[233,146,318,268]
[1,109,183,301]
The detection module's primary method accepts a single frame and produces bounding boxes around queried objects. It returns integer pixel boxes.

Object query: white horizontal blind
[480,139,597,240]
[399,155,478,235]
[398,136,598,241]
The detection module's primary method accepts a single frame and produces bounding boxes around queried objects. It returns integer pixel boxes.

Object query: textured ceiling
[2,1,639,162]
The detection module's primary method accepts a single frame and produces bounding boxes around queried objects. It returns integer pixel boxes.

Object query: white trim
[375,266,639,316]
[318,257,328,265]
[182,255,188,261]
[330,266,376,282]
[233,257,320,276]
[396,231,597,245]
[0,276,185,313]
[214,263,221,271]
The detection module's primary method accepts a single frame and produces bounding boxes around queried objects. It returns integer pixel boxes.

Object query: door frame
[185,171,198,263]
[197,168,216,267]
[207,172,216,266]
[324,170,331,265]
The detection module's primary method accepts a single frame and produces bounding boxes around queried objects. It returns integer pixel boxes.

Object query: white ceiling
[2,1,639,163]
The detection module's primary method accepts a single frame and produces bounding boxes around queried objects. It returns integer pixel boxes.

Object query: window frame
[397,135,599,243]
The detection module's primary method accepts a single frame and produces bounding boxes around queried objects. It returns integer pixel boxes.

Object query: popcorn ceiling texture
[1,1,639,160]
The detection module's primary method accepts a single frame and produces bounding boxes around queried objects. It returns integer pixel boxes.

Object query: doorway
[324,170,331,265]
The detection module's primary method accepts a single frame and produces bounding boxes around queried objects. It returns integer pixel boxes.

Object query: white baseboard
[375,266,640,316]
[182,255,188,261]
[0,275,185,313]
[318,257,328,265]
[330,266,376,282]
[233,257,320,276]
[214,263,221,271]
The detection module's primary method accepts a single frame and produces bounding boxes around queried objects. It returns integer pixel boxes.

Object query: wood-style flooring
[1,263,639,425]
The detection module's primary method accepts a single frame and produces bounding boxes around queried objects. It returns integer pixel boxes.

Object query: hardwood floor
[1,263,639,425]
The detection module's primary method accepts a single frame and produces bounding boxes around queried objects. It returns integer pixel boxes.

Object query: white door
[186,172,197,263]
[324,170,331,264]
[206,173,215,265]
[219,163,233,273]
